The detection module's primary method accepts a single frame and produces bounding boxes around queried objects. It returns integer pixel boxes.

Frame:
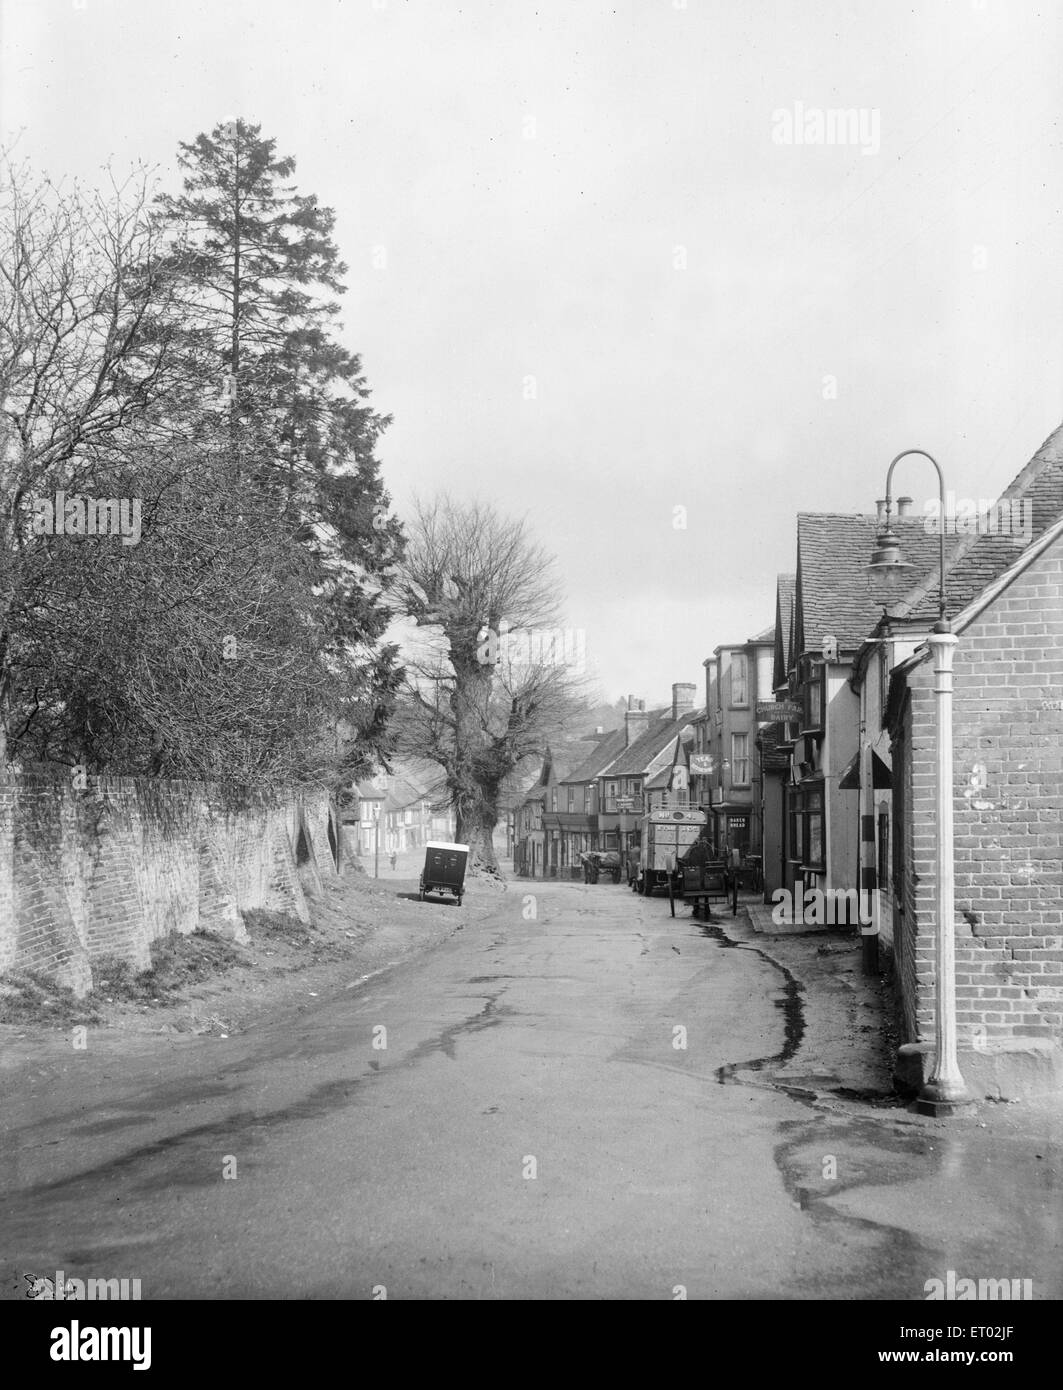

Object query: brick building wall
[896,541,1063,1093]
[0,771,338,997]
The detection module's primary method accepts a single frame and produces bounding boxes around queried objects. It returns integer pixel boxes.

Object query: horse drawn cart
[580,851,621,884]
[419,841,469,905]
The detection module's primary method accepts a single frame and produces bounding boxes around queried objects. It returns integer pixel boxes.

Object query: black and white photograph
[0,0,1060,1347]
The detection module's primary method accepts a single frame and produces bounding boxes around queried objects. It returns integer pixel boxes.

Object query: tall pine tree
[156,119,403,780]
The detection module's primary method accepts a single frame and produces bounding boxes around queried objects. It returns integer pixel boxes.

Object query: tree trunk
[456,800,500,875]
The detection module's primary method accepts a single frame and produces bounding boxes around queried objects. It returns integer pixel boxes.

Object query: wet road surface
[2,880,1060,1299]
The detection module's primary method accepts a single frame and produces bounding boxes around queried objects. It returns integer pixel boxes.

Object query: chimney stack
[625,696,649,747]
[672,682,697,721]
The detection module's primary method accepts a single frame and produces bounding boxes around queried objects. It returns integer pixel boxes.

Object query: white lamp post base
[914,630,974,1118]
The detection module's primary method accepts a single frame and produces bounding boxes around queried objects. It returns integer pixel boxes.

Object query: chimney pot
[897,495,913,518]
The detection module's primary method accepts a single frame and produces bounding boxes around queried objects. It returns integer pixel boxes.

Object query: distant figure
[389,852,397,871]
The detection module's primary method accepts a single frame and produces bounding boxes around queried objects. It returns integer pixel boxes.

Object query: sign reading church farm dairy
[756,701,802,722]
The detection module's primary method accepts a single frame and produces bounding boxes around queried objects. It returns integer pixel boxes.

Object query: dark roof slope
[795,513,963,652]
[561,726,628,784]
[755,721,791,773]
[605,706,704,777]
[891,422,1063,624]
[644,763,675,790]
[773,573,796,687]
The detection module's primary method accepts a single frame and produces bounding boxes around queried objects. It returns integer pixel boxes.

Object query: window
[567,787,575,812]
[550,789,558,812]
[803,783,825,871]
[877,805,890,890]
[788,786,803,862]
[731,653,749,706]
[802,658,826,731]
[728,814,750,854]
[584,785,592,813]
[731,733,749,785]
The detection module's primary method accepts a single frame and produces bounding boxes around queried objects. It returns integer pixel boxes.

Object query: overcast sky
[3,0,1061,708]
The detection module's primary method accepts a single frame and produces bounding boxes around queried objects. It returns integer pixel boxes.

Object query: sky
[3,0,1061,708]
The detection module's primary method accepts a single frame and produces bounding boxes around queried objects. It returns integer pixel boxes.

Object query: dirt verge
[0,870,505,1054]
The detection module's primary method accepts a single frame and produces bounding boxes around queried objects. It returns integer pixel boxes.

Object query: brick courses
[0,771,336,997]
[896,543,1063,1057]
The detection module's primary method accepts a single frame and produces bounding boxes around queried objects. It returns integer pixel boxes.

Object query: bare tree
[395,496,586,874]
[0,158,180,758]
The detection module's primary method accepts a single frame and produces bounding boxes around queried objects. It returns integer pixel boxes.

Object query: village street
[2,879,1060,1302]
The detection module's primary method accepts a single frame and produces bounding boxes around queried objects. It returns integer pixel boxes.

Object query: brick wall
[897,541,1063,1082]
[0,771,339,996]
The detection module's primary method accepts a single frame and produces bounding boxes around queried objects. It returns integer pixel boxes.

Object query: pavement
[1,874,1060,1300]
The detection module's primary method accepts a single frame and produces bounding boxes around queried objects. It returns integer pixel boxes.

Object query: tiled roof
[644,763,675,790]
[561,726,628,784]
[755,721,791,773]
[795,513,963,652]
[603,707,704,777]
[891,422,1063,624]
[774,573,796,686]
[517,739,599,806]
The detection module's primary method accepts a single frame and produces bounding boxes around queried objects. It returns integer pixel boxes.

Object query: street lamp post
[867,449,973,1117]
[374,806,381,880]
